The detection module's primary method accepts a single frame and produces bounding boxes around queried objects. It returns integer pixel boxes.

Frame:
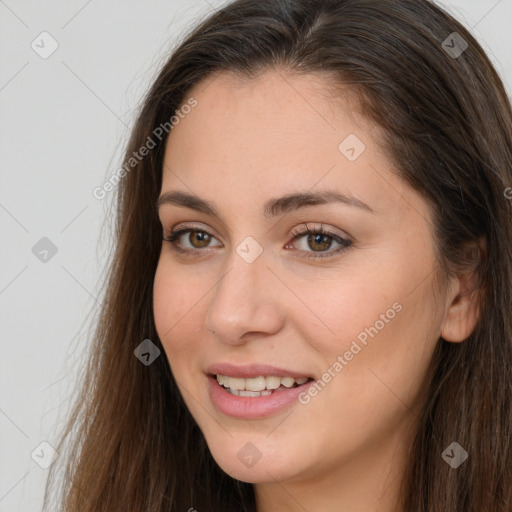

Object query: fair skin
[153,69,479,512]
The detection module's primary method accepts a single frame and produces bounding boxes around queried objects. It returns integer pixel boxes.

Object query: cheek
[302,251,440,398]
[294,289,438,464]
[153,262,179,338]
[294,265,400,357]
[328,288,437,419]
[153,259,204,358]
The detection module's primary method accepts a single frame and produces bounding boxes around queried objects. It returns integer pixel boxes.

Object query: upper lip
[206,362,313,379]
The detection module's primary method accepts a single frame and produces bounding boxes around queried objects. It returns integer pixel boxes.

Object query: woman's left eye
[287,223,352,260]
[162,223,352,260]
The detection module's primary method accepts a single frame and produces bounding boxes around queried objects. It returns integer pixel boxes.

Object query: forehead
[170,69,369,139]
[163,70,375,177]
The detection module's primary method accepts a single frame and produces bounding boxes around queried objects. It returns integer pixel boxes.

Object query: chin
[204,433,306,484]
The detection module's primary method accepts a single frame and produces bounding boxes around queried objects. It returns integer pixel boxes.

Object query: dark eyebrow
[155,190,375,217]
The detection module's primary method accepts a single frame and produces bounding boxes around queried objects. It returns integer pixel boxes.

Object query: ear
[441,238,486,343]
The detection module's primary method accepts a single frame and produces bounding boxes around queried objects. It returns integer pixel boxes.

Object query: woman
[43,0,512,510]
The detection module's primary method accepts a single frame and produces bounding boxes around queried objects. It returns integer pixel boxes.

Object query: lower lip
[207,375,313,419]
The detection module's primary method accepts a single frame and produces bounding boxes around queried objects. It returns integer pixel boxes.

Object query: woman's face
[153,70,450,488]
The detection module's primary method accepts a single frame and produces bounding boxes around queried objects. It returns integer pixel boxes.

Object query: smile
[207,371,315,418]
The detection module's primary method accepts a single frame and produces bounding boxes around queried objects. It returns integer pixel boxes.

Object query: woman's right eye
[162,227,222,253]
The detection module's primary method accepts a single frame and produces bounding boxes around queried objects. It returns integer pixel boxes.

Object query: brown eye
[307,233,333,252]
[188,231,212,248]
[162,227,222,252]
[287,223,352,260]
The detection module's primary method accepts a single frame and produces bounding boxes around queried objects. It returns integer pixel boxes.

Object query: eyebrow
[155,190,375,217]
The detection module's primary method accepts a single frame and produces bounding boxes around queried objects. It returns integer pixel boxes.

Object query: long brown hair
[43,1,512,510]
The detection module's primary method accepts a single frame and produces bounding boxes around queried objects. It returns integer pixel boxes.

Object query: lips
[205,363,315,418]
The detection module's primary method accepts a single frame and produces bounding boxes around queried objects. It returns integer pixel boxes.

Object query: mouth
[214,374,313,397]
[206,370,315,418]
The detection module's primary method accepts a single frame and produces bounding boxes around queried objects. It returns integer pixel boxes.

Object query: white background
[1,1,511,510]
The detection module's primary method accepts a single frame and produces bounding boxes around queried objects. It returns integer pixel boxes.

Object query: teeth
[281,377,295,388]
[228,377,245,390]
[265,376,281,389]
[216,374,310,392]
[239,389,272,397]
[226,389,273,397]
[246,376,266,392]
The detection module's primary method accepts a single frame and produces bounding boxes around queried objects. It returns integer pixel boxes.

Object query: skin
[153,69,480,512]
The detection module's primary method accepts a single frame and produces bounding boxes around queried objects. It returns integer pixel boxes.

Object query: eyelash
[162,223,352,260]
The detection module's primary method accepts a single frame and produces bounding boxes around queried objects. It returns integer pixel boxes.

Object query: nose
[205,248,284,345]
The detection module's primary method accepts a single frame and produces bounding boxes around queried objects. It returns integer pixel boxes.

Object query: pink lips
[206,363,314,419]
